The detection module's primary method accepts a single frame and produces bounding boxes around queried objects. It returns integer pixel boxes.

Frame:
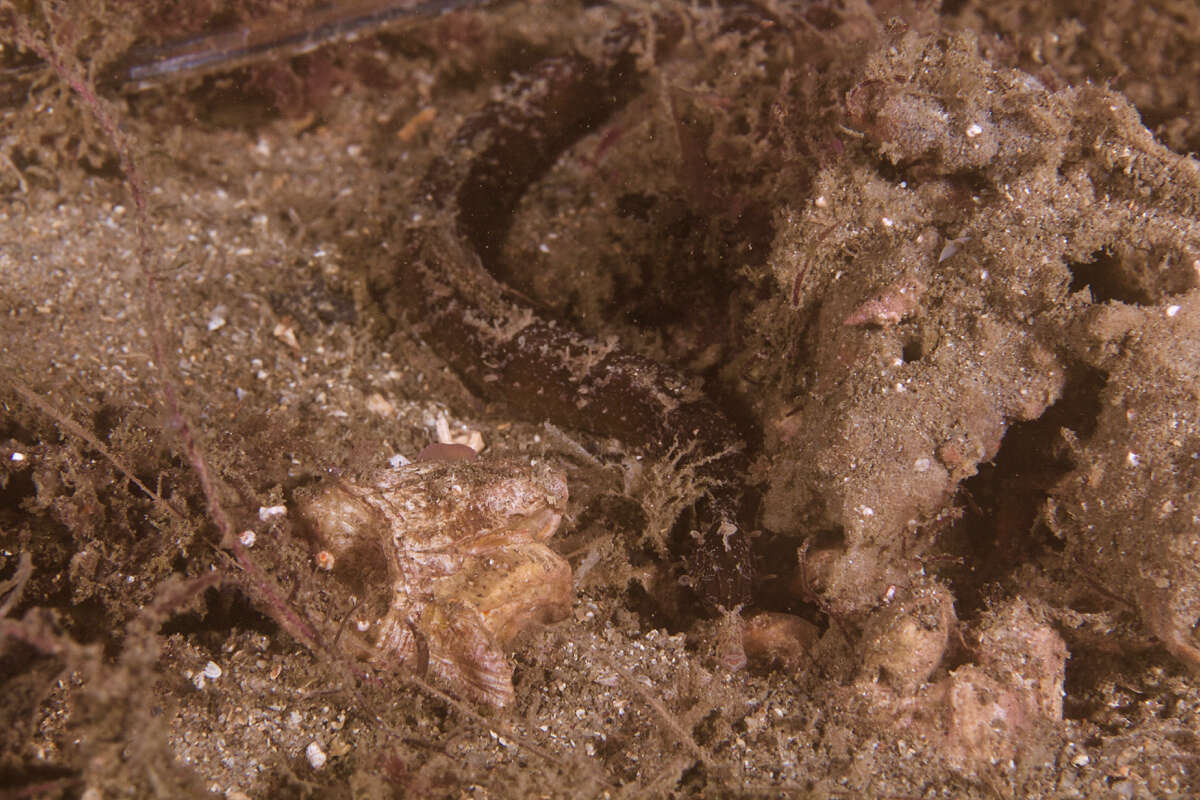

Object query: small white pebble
[1166,305,1181,317]
[239,530,256,548]
[207,305,228,331]
[388,453,411,468]
[272,323,300,350]
[258,505,287,521]
[10,452,25,462]
[913,457,932,473]
[1126,451,1140,467]
[814,195,828,208]
[538,242,551,254]
[306,741,327,770]
[881,216,894,228]
[965,123,983,138]
[202,661,222,680]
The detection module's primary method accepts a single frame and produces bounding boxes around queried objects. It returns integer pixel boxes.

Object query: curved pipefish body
[379,24,753,610]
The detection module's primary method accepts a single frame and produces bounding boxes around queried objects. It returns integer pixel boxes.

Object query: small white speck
[347,144,363,158]
[306,741,327,770]
[881,216,894,228]
[388,454,411,468]
[202,661,222,680]
[857,505,875,517]
[913,457,932,473]
[1072,753,1090,767]
[538,242,551,254]
[239,530,256,548]
[965,123,983,138]
[258,505,287,521]
[1126,451,1140,467]
[814,195,828,208]
[980,270,989,280]
[1166,305,1181,317]
[207,305,228,331]
[356,619,371,632]
[10,452,25,462]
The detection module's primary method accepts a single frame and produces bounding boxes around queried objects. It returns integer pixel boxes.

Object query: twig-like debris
[0,551,34,618]
[118,0,495,85]
[9,380,186,520]
[12,14,238,551]
[603,655,714,770]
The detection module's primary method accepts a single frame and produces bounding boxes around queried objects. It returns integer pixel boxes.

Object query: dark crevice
[936,365,1106,617]
[159,585,278,644]
[901,336,924,363]
[1068,248,1152,305]
[1068,245,1198,306]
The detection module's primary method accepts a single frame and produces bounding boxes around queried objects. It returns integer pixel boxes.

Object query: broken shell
[294,459,573,707]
